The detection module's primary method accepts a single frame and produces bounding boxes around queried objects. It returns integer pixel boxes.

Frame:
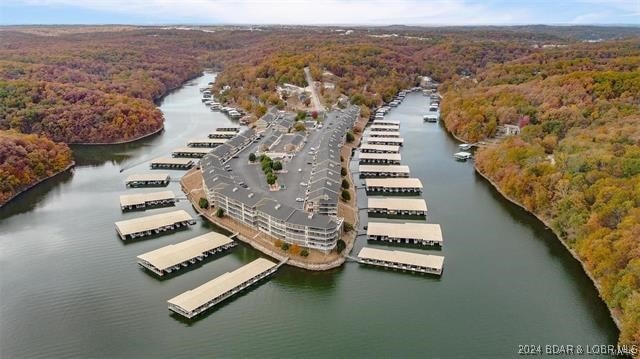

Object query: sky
[1,0,639,26]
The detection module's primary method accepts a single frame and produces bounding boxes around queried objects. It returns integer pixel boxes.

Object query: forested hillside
[440,40,640,344]
[0,131,72,204]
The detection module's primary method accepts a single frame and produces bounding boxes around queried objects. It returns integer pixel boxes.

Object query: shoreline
[439,113,622,332]
[180,169,348,271]
[69,125,165,146]
[0,161,75,208]
[473,164,622,332]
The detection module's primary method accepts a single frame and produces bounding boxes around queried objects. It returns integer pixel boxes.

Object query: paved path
[304,67,325,113]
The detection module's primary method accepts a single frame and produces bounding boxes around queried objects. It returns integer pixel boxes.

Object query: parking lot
[227,119,330,210]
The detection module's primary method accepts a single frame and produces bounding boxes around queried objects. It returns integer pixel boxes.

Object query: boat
[459,143,473,150]
[423,114,438,122]
[453,151,472,161]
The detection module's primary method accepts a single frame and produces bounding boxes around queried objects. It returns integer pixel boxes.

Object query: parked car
[298,168,302,172]
[295,197,304,202]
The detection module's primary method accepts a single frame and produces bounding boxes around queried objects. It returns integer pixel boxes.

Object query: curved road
[304,67,325,113]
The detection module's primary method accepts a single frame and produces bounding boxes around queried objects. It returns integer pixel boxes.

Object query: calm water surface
[0,73,619,358]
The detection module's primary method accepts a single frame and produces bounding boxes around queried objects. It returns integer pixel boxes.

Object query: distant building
[504,124,521,136]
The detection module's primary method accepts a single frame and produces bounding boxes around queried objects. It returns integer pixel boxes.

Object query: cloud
[3,0,639,25]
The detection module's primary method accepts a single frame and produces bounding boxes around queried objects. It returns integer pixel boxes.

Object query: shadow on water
[0,169,74,220]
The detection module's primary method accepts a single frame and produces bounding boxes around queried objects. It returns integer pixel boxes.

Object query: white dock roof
[357,247,444,270]
[367,222,442,244]
[125,173,169,183]
[119,191,175,207]
[370,131,401,138]
[172,147,211,154]
[368,197,427,212]
[150,157,194,165]
[188,138,227,145]
[365,178,423,189]
[359,165,410,174]
[359,153,402,161]
[137,232,234,271]
[360,144,400,153]
[168,258,277,312]
[373,119,400,125]
[371,124,400,129]
[115,210,194,236]
[364,137,404,144]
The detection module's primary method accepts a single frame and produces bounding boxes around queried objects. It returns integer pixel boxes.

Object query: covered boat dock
[359,152,402,165]
[150,157,195,169]
[187,138,227,148]
[172,147,211,158]
[137,232,237,276]
[364,178,423,194]
[367,222,443,246]
[364,137,404,146]
[167,258,281,319]
[359,165,410,178]
[357,247,444,275]
[119,190,176,211]
[360,144,400,154]
[367,197,427,216]
[125,173,170,187]
[115,210,196,240]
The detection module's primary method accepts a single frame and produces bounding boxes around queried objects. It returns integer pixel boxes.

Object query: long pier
[119,190,176,211]
[357,247,444,275]
[125,173,170,187]
[168,258,286,319]
[114,210,196,240]
[137,232,236,276]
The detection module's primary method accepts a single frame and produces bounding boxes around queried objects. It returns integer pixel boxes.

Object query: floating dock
[125,173,170,187]
[357,247,444,275]
[172,147,211,158]
[364,137,404,146]
[359,165,410,178]
[369,131,401,138]
[119,190,176,211]
[370,124,400,132]
[367,222,442,246]
[364,178,423,194]
[453,151,472,161]
[188,138,227,148]
[114,210,196,240]
[359,152,402,164]
[137,232,237,276]
[372,119,400,126]
[168,258,280,319]
[208,131,238,139]
[360,144,401,154]
[150,157,195,169]
[367,197,427,216]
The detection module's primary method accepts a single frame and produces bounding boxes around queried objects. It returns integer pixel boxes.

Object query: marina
[119,190,176,211]
[358,152,402,164]
[187,138,227,147]
[150,157,195,169]
[364,178,423,194]
[363,137,404,146]
[125,173,170,187]
[357,247,444,275]
[367,222,443,246]
[359,143,401,154]
[367,197,427,216]
[168,258,280,319]
[137,232,237,276]
[171,147,212,158]
[358,164,410,177]
[114,210,196,240]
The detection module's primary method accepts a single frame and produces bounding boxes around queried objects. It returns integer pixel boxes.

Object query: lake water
[0,73,619,358]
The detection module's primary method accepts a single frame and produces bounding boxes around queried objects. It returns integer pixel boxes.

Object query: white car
[298,168,302,172]
[295,197,304,202]
[300,182,307,186]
